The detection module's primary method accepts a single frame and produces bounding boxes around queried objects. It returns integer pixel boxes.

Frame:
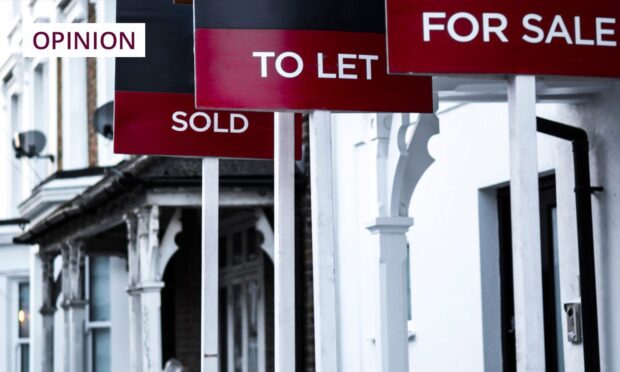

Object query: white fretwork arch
[366,110,439,372]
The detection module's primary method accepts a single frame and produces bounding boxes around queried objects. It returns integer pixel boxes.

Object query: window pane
[219,237,228,269]
[246,280,259,372]
[246,228,258,262]
[20,344,29,372]
[232,232,243,265]
[93,328,111,372]
[89,257,111,321]
[18,283,30,338]
[219,287,228,372]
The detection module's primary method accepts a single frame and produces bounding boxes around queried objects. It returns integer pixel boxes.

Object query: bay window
[16,281,30,372]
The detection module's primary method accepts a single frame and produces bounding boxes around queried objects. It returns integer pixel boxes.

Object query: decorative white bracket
[125,204,179,372]
[136,205,161,286]
[365,110,440,372]
[61,240,85,307]
[255,208,275,261]
[157,208,183,279]
[387,113,440,217]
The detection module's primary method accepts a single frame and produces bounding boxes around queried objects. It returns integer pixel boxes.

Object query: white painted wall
[539,82,620,372]
[404,102,556,372]
[332,114,379,372]
[0,0,60,218]
[331,82,620,372]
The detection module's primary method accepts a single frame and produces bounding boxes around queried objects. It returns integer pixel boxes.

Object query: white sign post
[309,111,340,372]
[201,157,219,372]
[274,112,297,372]
[507,75,546,371]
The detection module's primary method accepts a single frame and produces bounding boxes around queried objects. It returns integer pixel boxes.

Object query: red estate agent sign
[114,91,302,160]
[194,0,433,113]
[386,0,619,77]
[114,0,301,159]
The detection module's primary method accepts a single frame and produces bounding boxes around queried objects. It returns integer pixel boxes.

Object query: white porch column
[507,75,546,371]
[363,111,439,372]
[135,205,164,372]
[40,252,56,372]
[124,213,143,372]
[309,110,340,372]
[367,217,412,372]
[61,241,86,372]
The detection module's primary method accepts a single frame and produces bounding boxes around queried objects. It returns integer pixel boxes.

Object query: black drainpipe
[537,117,602,372]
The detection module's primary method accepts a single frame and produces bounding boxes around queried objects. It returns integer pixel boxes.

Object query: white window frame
[85,256,112,372]
[11,278,31,372]
[0,71,25,216]
[8,90,23,215]
[30,60,50,182]
[220,218,267,372]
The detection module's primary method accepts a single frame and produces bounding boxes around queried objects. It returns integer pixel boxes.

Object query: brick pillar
[87,2,98,166]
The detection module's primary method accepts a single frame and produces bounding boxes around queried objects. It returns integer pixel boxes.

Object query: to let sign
[114,0,301,159]
[194,0,433,113]
[386,0,620,77]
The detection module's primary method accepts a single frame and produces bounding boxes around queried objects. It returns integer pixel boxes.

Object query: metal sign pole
[201,157,219,372]
[507,75,546,372]
[274,112,296,372]
[309,110,339,372]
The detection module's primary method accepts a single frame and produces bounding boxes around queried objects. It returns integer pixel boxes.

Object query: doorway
[497,175,564,372]
[219,213,273,372]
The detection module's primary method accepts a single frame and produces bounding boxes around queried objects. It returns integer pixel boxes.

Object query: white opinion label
[23,23,145,58]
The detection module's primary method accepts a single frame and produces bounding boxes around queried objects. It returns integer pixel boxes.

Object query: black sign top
[194,0,385,33]
[116,0,193,94]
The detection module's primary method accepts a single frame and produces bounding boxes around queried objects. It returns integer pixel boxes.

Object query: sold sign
[386,0,619,77]
[114,0,301,159]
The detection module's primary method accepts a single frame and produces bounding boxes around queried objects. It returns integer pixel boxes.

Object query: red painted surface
[194,28,433,113]
[387,0,619,77]
[114,91,302,159]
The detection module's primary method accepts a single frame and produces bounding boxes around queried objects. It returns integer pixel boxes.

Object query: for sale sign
[114,0,302,159]
[386,0,619,77]
[193,0,433,113]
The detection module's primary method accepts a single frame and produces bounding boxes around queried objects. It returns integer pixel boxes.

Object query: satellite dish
[13,130,47,158]
[93,101,114,140]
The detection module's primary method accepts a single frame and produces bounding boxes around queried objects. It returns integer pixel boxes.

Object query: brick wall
[87,3,98,166]
[56,57,63,170]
